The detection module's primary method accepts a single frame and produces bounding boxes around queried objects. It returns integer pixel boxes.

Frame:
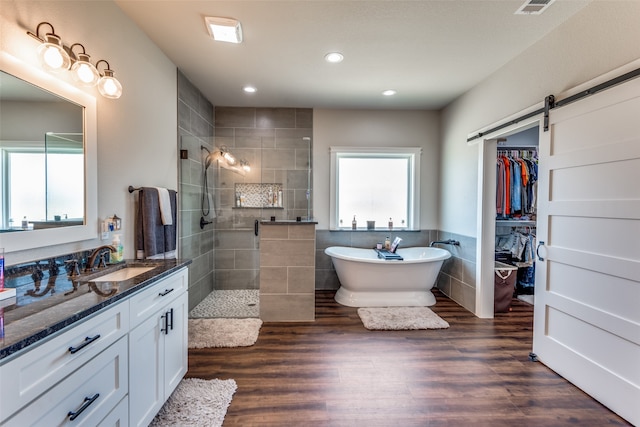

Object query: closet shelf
[496,219,536,227]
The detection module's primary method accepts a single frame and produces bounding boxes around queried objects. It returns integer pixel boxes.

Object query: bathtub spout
[429,239,460,247]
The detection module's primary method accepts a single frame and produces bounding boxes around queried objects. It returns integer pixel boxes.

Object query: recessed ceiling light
[243,85,257,93]
[324,52,344,63]
[205,16,243,43]
[382,89,397,96]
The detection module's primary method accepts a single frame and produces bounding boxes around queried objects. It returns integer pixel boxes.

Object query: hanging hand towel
[154,187,173,225]
[136,187,177,259]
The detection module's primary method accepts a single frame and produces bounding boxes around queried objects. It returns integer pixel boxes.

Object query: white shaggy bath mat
[149,378,236,427]
[357,306,450,330]
[188,318,262,348]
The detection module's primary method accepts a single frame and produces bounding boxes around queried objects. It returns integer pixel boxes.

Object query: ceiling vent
[515,0,556,15]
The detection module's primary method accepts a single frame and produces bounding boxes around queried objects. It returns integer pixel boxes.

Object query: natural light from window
[330,147,421,230]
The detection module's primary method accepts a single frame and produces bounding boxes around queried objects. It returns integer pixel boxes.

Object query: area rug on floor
[188,318,263,348]
[189,289,259,318]
[357,306,450,330]
[150,378,237,427]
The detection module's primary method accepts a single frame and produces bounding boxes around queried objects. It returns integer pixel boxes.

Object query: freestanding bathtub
[325,246,451,307]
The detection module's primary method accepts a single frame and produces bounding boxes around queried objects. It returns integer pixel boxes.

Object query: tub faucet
[429,239,460,247]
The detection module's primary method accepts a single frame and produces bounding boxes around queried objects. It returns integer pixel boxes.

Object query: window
[330,147,421,230]
[1,148,83,228]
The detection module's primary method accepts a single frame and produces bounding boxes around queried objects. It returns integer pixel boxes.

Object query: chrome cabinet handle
[536,241,545,262]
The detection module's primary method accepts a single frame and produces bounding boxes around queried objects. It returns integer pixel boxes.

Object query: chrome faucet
[429,239,460,247]
[85,245,117,272]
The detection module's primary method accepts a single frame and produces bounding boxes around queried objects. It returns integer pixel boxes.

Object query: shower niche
[234,183,284,209]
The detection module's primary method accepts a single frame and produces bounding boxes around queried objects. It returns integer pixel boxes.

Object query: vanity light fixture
[27,22,123,99]
[240,159,251,173]
[95,60,123,99]
[70,43,99,86]
[324,52,344,63]
[205,16,243,43]
[28,22,71,72]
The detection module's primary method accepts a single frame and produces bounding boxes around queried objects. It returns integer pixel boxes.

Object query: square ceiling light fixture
[205,16,243,43]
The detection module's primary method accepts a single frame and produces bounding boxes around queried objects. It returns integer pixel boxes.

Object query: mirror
[0,52,97,253]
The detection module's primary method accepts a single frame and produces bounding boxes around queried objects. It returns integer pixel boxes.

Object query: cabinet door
[163,291,188,397]
[128,312,163,427]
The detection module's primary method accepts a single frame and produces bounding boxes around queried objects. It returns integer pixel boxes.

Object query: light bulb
[37,35,71,72]
[97,72,123,99]
[223,151,236,165]
[71,53,99,86]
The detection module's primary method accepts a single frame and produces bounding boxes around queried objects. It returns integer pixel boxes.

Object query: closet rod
[468,65,640,143]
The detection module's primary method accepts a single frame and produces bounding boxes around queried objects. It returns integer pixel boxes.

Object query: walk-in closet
[494,126,538,310]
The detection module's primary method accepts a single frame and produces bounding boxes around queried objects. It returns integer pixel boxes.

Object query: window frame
[329,146,421,230]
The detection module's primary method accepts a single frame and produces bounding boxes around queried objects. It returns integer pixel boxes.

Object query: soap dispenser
[112,235,124,262]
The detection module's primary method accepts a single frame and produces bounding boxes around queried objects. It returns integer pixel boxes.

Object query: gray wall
[177,70,215,310]
[213,107,313,291]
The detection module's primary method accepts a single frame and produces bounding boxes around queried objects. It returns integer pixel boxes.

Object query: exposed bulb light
[243,85,257,93]
[220,145,237,165]
[29,22,71,72]
[27,22,123,99]
[96,60,123,99]
[240,160,251,173]
[205,16,243,43]
[70,43,99,86]
[382,89,397,96]
[324,52,344,63]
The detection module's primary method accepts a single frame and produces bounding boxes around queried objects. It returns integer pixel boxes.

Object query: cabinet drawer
[129,268,187,329]
[0,300,129,422]
[2,336,128,427]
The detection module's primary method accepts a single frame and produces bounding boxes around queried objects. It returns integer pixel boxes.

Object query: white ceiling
[115,0,591,110]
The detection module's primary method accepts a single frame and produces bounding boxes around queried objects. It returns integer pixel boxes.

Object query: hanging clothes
[496,149,538,219]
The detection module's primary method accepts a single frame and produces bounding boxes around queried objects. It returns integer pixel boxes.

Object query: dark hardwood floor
[187,290,631,426]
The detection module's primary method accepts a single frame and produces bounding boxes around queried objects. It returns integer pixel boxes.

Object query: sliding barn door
[533,77,640,425]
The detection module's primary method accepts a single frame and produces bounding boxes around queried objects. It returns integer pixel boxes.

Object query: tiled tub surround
[0,252,191,360]
[260,221,316,321]
[315,229,477,313]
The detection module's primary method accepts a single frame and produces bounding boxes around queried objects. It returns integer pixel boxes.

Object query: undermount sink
[91,266,155,282]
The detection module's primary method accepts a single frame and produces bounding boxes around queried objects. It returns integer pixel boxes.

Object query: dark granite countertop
[0,258,191,362]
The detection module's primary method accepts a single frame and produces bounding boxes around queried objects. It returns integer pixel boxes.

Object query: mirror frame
[1,52,98,253]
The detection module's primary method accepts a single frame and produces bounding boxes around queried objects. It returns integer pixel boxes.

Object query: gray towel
[136,187,177,259]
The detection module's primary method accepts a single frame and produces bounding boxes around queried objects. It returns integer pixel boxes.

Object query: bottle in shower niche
[385,236,391,250]
[21,216,28,230]
[352,215,357,230]
[388,217,393,230]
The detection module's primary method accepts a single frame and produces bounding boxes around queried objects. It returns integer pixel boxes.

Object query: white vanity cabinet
[128,268,189,427]
[0,300,129,426]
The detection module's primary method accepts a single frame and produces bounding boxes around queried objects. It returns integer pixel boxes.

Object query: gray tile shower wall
[177,70,215,310]
[212,107,313,292]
